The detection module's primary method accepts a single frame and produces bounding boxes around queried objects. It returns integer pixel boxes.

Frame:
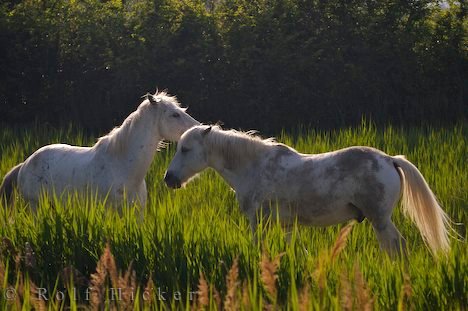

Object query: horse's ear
[202,126,212,137]
[145,93,155,105]
[146,93,161,105]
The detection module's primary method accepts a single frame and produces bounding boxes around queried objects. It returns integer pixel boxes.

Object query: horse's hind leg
[353,200,407,257]
[371,218,407,258]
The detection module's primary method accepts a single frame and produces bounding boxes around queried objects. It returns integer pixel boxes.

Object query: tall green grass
[0,122,466,309]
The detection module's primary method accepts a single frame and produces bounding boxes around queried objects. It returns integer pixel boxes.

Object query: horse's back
[309,146,401,218]
[18,143,95,200]
[22,144,93,174]
[266,145,396,185]
[260,145,401,225]
[308,146,399,193]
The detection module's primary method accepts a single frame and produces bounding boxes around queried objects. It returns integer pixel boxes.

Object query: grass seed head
[224,257,239,310]
[330,221,356,262]
[260,251,284,301]
[90,245,108,309]
[144,273,155,306]
[398,272,413,311]
[354,262,374,311]
[298,282,311,311]
[118,262,137,310]
[339,270,353,311]
[29,280,47,311]
[197,272,209,309]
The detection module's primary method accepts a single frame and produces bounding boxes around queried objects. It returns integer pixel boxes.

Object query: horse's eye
[172,112,180,118]
[181,147,190,154]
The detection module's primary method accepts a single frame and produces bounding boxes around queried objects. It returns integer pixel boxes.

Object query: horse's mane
[96,91,180,154]
[205,125,279,169]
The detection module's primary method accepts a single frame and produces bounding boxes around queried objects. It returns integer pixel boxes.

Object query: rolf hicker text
[4,287,198,302]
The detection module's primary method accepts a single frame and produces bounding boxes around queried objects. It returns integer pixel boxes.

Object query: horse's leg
[281,222,297,244]
[352,201,407,257]
[354,169,405,258]
[135,182,147,223]
[253,203,292,244]
[30,200,39,212]
[239,196,256,232]
[243,207,262,245]
[239,196,263,244]
[371,218,407,258]
[356,200,407,258]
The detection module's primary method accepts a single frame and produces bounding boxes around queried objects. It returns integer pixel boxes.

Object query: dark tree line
[0,0,466,133]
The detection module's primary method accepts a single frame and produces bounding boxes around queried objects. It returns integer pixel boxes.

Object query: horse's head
[164,125,213,189]
[143,91,199,142]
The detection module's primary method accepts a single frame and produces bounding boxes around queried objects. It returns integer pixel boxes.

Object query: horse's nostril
[164,171,174,184]
[164,171,181,188]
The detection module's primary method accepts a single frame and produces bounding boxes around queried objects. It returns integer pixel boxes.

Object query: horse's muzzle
[164,171,181,189]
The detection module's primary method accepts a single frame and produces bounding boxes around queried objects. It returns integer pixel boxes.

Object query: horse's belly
[274,199,359,227]
[297,205,358,226]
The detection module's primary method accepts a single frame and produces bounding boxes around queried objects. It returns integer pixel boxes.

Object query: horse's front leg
[134,181,147,223]
[238,195,261,240]
[281,222,298,243]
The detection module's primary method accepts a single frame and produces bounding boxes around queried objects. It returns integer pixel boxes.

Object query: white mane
[96,91,181,154]
[204,125,279,169]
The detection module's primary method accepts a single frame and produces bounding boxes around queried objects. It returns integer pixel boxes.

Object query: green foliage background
[0,0,466,131]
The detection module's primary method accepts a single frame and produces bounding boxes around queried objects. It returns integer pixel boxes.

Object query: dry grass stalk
[312,250,327,296]
[313,221,356,302]
[197,272,209,309]
[330,221,356,262]
[89,245,108,310]
[29,280,47,311]
[298,282,311,311]
[398,272,413,311]
[224,257,239,310]
[14,253,21,273]
[102,243,119,289]
[354,262,374,311]
[339,270,353,311]
[144,273,155,306]
[0,261,6,288]
[260,251,284,302]
[118,262,137,310]
[213,286,222,310]
[91,244,138,310]
[90,242,133,310]
[241,284,251,309]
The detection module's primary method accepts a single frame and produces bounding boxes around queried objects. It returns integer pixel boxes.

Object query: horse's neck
[107,117,161,184]
[214,166,248,191]
[208,139,264,191]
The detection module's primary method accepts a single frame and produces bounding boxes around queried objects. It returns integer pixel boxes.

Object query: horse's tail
[393,155,451,255]
[0,163,23,204]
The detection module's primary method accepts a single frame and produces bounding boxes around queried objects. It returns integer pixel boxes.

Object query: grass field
[0,123,466,310]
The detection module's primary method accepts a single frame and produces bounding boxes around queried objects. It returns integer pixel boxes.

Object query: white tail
[393,156,451,255]
[0,163,23,204]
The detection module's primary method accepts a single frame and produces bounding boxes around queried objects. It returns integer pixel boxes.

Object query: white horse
[0,91,199,208]
[164,125,452,256]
